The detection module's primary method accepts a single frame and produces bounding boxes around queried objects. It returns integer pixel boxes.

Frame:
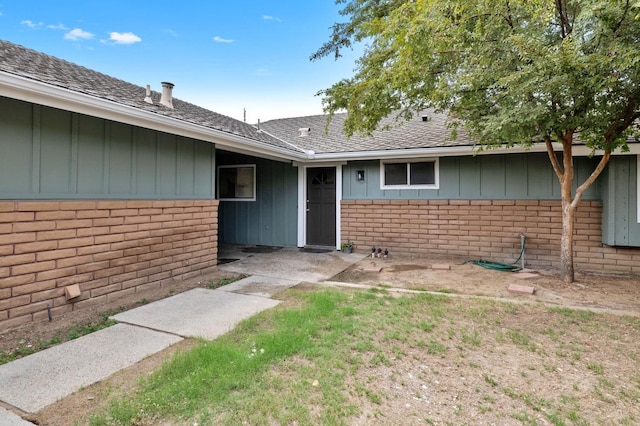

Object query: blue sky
[0,1,361,123]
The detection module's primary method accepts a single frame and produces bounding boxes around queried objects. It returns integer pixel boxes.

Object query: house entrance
[306,167,336,247]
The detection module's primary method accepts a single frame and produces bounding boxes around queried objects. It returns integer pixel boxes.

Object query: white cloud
[263,15,282,22]
[65,28,94,41]
[109,32,142,44]
[213,36,234,43]
[21,20,43,29]
[47,24,68,31]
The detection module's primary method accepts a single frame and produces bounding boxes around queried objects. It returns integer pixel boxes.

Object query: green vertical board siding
[157,133,177,196]
[505,154,528,195]
[217,151,297,247]
[458,156,481,197]
[0,97,32,193]
[40,107,72,194]
[601,156,640,246]
[0,97,215,199]
[480,155,506,197]
[194,142,214,196]
[526,154,554,198]
[343,153,601,201]
[108,122,133,195]
[135,128,157,195]
[178,137,196,196]
[77,115,105,194]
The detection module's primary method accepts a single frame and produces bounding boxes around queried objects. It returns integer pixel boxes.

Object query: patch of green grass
[461,329,482,346]
[207,275,245,289]
[426,339,447,355]
[483,373,498,387]
[86,287,640,425]
[587,362,605,375]
[548,307,596,322]
[506,329,537,352]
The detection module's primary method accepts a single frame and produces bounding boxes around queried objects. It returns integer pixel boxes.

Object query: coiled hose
[465,234,526,272]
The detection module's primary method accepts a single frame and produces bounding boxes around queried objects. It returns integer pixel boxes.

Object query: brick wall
[0,200,218,330]
[341,199,640,275]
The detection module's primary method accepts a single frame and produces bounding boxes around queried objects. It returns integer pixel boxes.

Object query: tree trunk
[546,135,612,284]
[559,140,576,284]
[560,195,575,283]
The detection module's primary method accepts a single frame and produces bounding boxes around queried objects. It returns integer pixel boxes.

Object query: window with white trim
[380,159,439,189]
[217,164,256,201]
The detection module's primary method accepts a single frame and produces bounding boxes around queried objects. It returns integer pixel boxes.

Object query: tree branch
[545,136,564,182]
[572,150,611,209]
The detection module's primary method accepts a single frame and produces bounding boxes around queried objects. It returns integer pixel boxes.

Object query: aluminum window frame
[217,164,257,201]
[379,158,440,190]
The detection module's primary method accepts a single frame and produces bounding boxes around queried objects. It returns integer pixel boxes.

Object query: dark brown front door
[306,167,336,246]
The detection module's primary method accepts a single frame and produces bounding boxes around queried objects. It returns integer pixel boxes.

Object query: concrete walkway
[0,245,364,422]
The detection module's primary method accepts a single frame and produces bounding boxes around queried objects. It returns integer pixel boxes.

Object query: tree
[313,0,640,282]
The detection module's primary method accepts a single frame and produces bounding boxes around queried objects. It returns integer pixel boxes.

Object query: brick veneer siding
[0,200,218,330]
[341,199,640,275]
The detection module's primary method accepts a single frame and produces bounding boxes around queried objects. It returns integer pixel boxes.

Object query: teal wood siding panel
[526,154,554,198]
[437,158,461,198]
[505,154,528,195]
[480,155,506,197]
[0,97,215,200]
[77,115,105,194]
[601,156,640,246]
[217,151,298,247]
[108,122,133,195]
[40,107,72,194]
[0,97,32,193]
[178,137,196,196]
[194,142,214,196]
[135,128,157,195]
[157,133,177,196]
[459,156,481,197]
[343,153,601,201]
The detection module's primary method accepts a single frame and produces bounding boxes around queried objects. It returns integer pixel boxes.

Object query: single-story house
[1,40,639,329]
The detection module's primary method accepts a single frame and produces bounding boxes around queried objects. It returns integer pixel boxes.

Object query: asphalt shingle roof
[260,111,475,155]
[0,40,296,152]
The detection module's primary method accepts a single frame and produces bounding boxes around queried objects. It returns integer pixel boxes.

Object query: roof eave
[304,142,640,162]
[0,71,307,162]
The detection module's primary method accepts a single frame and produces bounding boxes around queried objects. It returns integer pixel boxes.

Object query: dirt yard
[332,256,640,315]
[3,256,639,425]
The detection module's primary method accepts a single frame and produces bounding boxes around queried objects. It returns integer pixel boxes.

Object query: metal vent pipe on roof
[160,82,174,109]
[299,127,311,137]
[144,85,153,104]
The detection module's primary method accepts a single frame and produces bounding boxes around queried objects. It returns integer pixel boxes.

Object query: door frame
[296,162,344,249]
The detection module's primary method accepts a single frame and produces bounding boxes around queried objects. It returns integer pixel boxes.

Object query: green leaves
[314,0,640,149]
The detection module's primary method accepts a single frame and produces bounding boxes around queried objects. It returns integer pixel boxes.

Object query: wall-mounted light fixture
[356,170,365,181]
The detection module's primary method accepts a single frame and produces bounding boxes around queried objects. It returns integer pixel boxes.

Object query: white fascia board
[305,145,548,161]
[306,142,640,162]
[0,72,307,162]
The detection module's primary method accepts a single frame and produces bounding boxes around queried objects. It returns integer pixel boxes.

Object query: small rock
[312,380,319,387]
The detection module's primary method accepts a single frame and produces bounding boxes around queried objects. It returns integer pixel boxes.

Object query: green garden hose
[466,234,526,272]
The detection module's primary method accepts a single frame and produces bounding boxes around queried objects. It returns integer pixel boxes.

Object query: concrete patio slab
[0,324,181,413]
[112,288,280,340]
[0,407,33,425]
[217,246,367,282]
[218,275,299,297]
